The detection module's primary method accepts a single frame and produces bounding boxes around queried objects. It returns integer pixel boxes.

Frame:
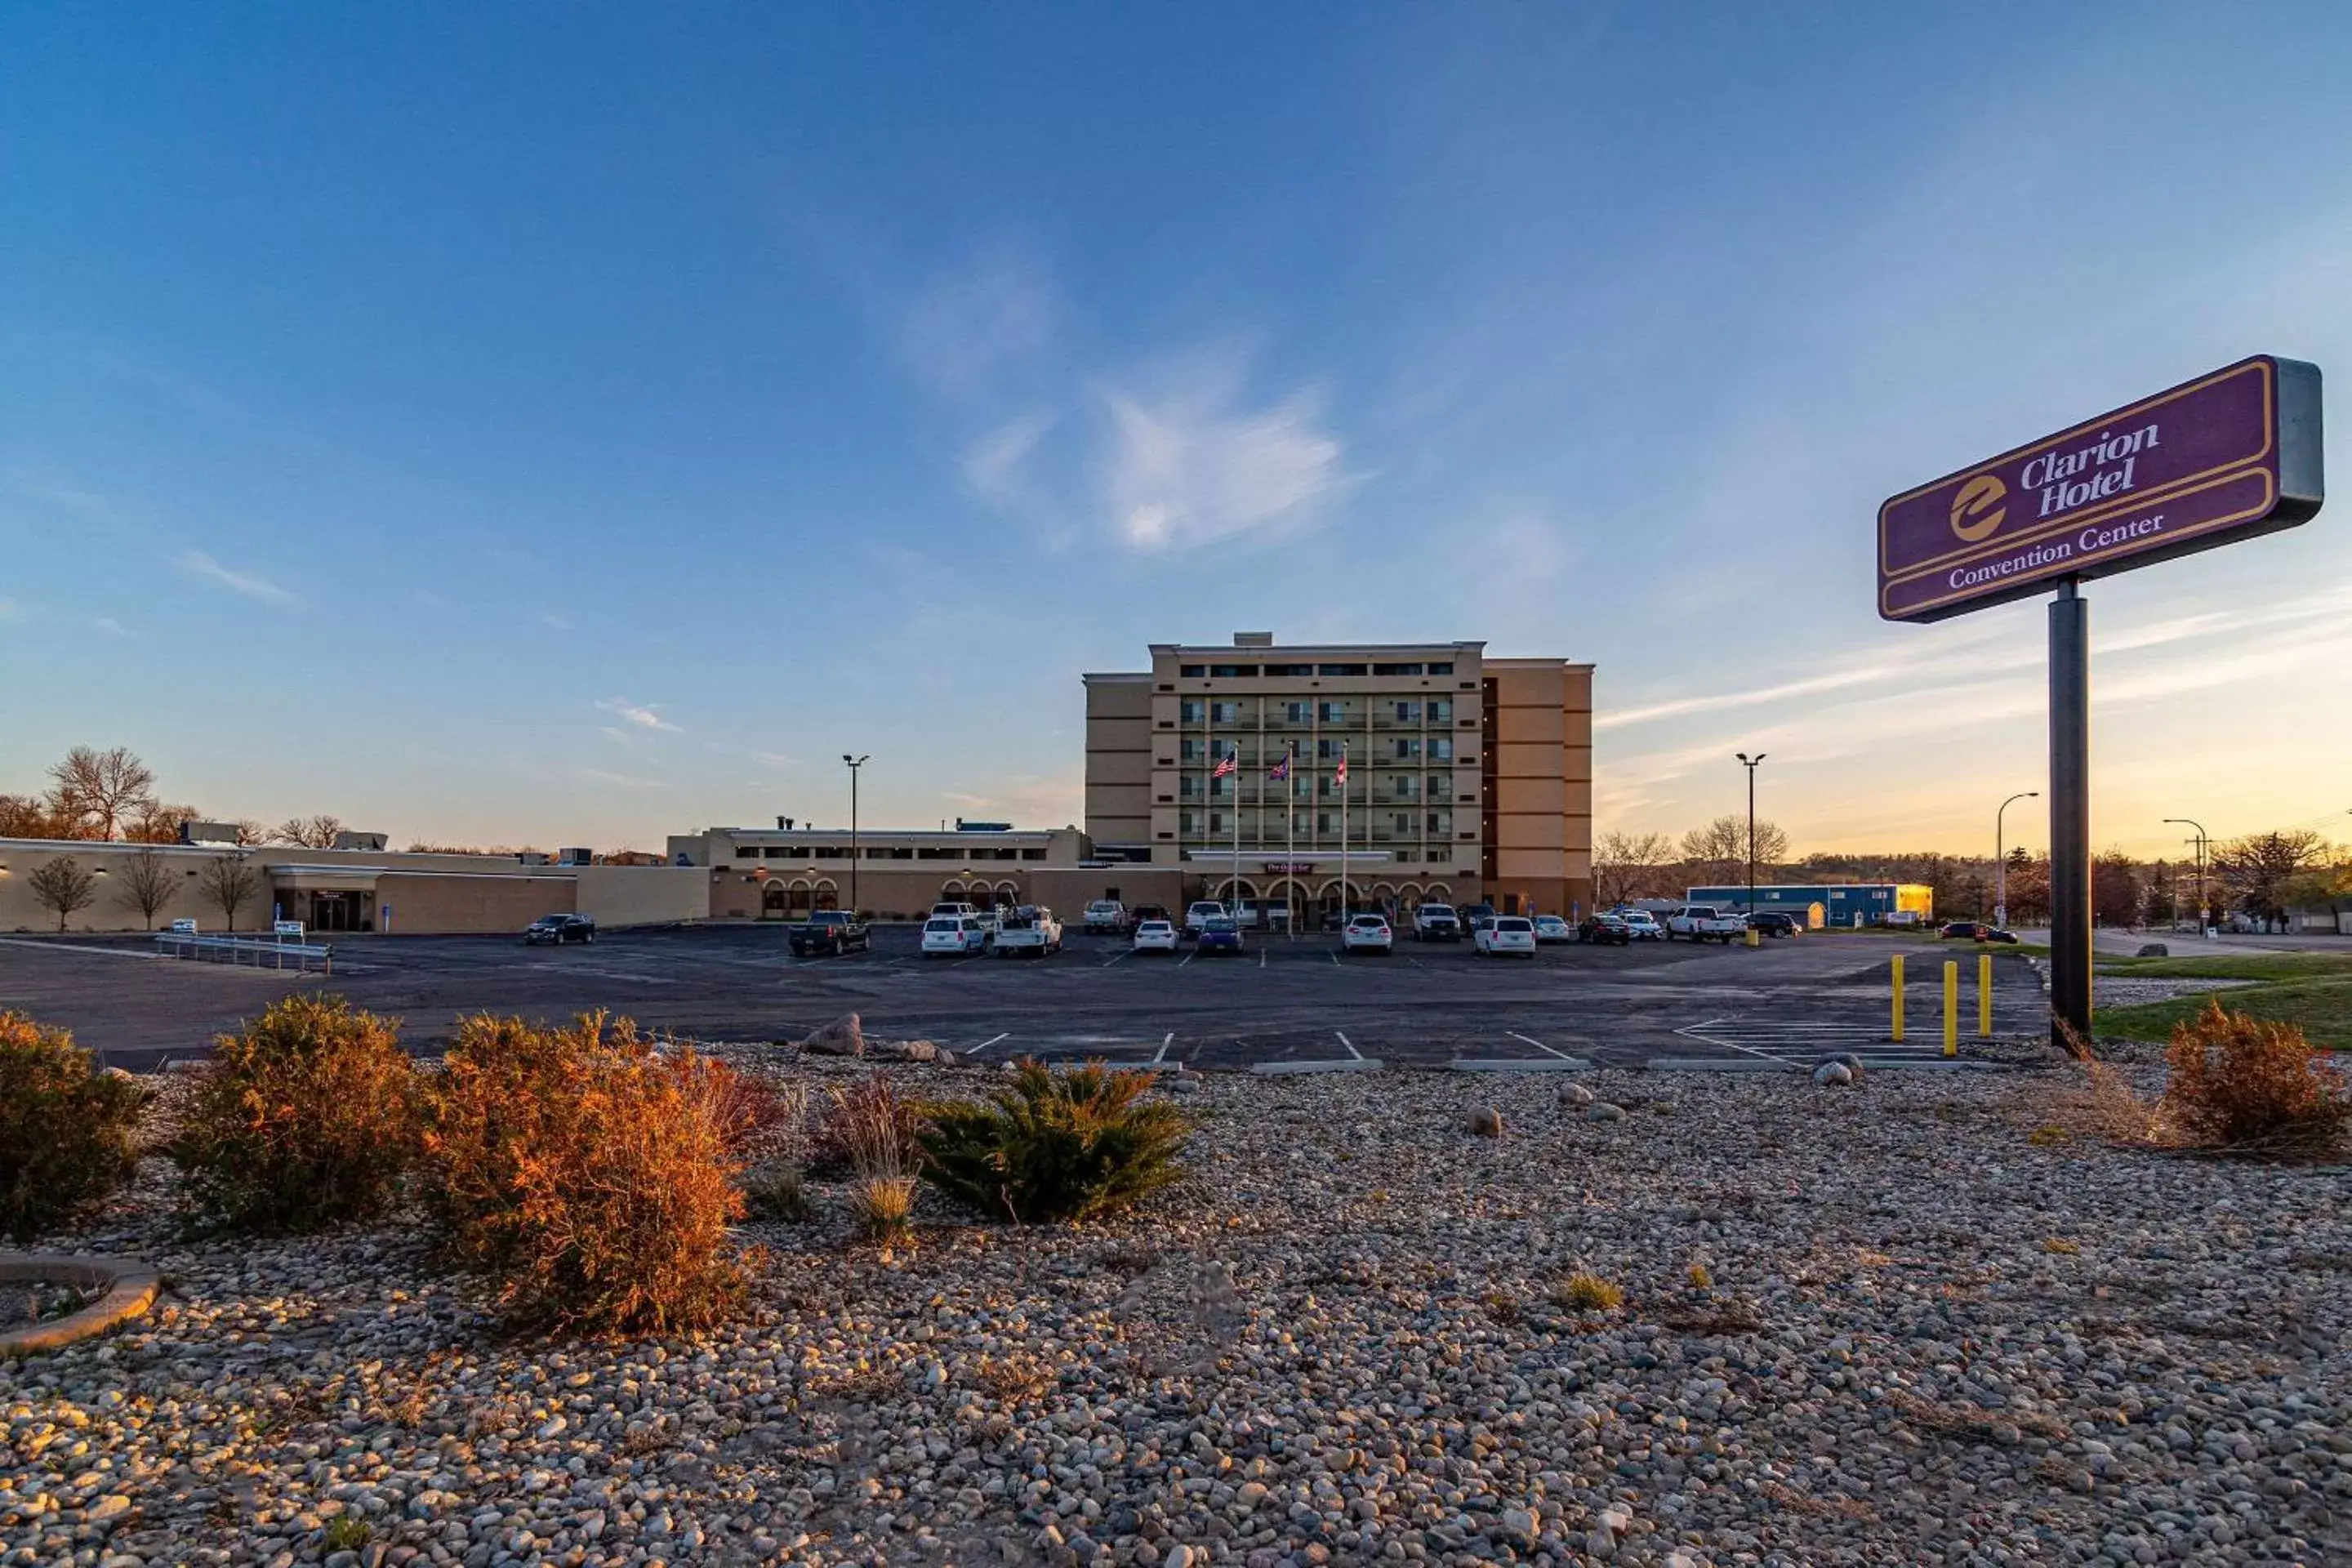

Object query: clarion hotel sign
[1878,355,2323,621]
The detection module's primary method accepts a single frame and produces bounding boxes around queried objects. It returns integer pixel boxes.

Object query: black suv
[1750,911,1804,938]
[523,914,597,945]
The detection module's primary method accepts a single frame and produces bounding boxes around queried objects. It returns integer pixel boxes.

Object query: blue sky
[5,2,2350,858]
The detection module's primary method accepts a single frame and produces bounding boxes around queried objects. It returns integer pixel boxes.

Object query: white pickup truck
[1665,904,1748,943]
[992,906,1063,957]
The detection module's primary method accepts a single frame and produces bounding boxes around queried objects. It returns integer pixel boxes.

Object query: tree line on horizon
[1596,816,2352,929]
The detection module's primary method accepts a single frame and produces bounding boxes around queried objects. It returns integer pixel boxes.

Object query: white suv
[1475,915,1538,958]
[1343,914,1394,954]
[920,915,990,956]
[1411,904,1461,942]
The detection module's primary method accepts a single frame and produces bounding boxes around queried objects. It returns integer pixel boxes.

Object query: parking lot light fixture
[1994,791,2038,928]
[2163,817,2211,934]
[1735,753,1765,941]
[843,754,869,915]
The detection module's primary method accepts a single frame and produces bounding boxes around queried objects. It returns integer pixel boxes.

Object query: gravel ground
[5,1058,2350,1568]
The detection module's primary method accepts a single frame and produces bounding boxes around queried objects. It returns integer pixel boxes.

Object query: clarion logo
[1948,473,2007,541]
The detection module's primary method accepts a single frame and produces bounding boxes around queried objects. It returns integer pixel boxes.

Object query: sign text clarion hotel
[1876,355,2322,622]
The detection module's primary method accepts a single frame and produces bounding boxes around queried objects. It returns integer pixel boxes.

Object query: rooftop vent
[1232,630,1274,647]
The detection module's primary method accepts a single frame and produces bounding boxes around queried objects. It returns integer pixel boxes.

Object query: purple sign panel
[1878,355,2323,621]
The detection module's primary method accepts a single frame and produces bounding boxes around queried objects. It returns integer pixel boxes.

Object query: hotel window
[1265,663,1313,677]
[1426,810,1453,832]
[1178,737,1205,763]
[735,847,760,858]
[1392,737,1422,761]
[1206,811,1227,835]
[1427,772,1453,799]
[1428,662,1454,676]
[1179,664,1205,677]
[1428,698,1453,722]
[1316,738,1346,760]
[1390,776,1420,800]
[1179,777,1200,799]
[1317,775,1346,799]
[1316,701,1348,724]
[1428,737,1454,762]
[1178,810,1198,835]
[1317,662,1368,676]
[1209,663,1256,678]
[1179,698,1205,724]
[1209,774,1231,799]
[1391,813,1414,834]
[1210,700,1243,724]
[1282,701,1312,724]
[1373,662,1423,676]
[1392,700,1421,723]
[1316,811,1342,835]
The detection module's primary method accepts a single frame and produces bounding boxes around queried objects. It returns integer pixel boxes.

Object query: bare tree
[127,800,204,844]
[114,848,178,930]
[47,746,158,840]
[0,793,55,838]
[1592,830,1677,906]
[2213,830,2332,929]
[234,819,270,846]
[198,853,262,933]
[1679,814,1790,886]
[27,856,100,932]
[270,814,346,849]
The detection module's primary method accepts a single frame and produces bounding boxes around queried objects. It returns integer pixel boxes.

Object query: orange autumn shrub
[2161,998,2350,1152]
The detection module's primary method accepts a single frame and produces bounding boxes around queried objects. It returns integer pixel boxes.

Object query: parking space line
[1335,1030,1362,1060]
[1329,951,1342,968]
[965,1031,1011,1055]
[1673,1018,1801,1065]
[1152,1031,1174,1064]
[1504,1030,1576,1061]
[1101,950,1130,968]
[1178,949,1196,969]
[1258,949,1267,969]
[527,962,679,986]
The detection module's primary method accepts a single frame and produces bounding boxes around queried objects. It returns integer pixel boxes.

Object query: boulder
[1830,1051,1868,1082]
[1468,1107,1506,1138]
[1585,1102,1626,1123]
[2136,942,2169,959]
[801,1013,864,1057]
[1558,1082,1596,1107]
[1813,1061,1854,1087]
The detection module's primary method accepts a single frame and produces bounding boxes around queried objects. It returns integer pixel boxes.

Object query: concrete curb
[1252,1058,1383,1076]
[1449,1058,1594,1072]
[0,1254,160,1356]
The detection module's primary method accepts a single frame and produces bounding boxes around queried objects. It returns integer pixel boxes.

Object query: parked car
[787,908,871,957]
[1130,903,1170,928]
[1132,918,1179,954]
[1531,914,1575,945]
[523,913,596,946]
[993,905,1064,957]
[1579,913,1633,946]
[1412,903,1463,942]
[1184,900,1229,938]
[1196,915,1245,955]
[1941,921,2020,943]
[1619,910,1667,942]
[1459,902,1499,933]
[1082,899,1129,934]
[1664,905,1744,943]
[165,917,199,936]
[921,914,991,956]
[929,901,979,922]
[1343,913,1394,954]
[1475,915,1538,957]
[1750,911,1805,939]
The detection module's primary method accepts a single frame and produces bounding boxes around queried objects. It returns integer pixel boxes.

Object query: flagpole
[1339,741,1350,934]
[1230,743,1241,922]
[1285,744,1297,940]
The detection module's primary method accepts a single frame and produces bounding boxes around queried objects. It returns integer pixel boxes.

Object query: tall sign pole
[1285,744,1297,938]
[1339,742,1351,929]
[1878,355,2322,1049]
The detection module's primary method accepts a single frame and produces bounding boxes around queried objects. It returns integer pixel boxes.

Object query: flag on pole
[1266,746,1291,782]
[1334,746,1348,785]
[1211,746,1237,778]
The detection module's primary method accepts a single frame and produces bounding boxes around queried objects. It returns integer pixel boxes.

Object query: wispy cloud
[91,616,134,638]
[541,612,573,632]
[177,549,298,606]
[962,413,1056,506]
[579,767,666,791]
[899,247,1058,399]
[596,697,681,733]
[0,599,20,621]
[749,750,800,771]
[1099,354,1353,552]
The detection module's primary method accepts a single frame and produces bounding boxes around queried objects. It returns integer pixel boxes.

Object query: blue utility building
[1684,882,1933,929]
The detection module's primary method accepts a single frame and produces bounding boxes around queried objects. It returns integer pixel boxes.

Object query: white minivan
[921,915,991,956]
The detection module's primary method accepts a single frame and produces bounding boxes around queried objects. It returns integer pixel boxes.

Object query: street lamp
[843,755,869,915]
[1994,791,2038,929]
[1735,752,1765,941]
[2163,817,2211,936]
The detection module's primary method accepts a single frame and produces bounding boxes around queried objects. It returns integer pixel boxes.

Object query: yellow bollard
[1943,960,1959,1057]
[1979,952,1993,1037]
[1890,954,1905,1042]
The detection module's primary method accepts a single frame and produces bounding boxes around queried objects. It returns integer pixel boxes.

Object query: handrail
[152,933,335,974]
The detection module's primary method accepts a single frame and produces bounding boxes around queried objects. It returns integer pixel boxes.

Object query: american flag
[1267,746,1292,782]
[1211,745,1238,778]
[1335,744,1348,785]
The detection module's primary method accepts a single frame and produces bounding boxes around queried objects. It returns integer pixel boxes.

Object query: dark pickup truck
[788,910,871,957]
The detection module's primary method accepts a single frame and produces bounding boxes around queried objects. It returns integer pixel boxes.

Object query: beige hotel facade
[1085,635,1594,921]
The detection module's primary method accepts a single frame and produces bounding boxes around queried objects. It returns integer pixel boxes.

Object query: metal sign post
[2048,581,2091,1044]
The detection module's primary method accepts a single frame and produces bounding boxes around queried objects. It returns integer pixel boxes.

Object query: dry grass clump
[1549,1272,1624,1313]
[808,1074,928,1178]
[741,1161,812,1222]
[921,1060,1190,1224]
[421,1010,755,1334]
[826,1075,924,1241]
[2042,1236,2082,1255]
[0,1012,149,1241]
[964,1350,1055,1402]
[171,996,416,1234]
[1686,1262,1714,1290]
[2054,1000,2350,1159]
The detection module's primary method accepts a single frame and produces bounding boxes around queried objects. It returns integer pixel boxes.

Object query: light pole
[1995,791,2038,929]
[843,754,869,915]
[2163,817,2210,935]
[1735,752,1765,940]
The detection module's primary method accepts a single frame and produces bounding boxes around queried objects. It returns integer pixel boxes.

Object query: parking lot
[0,922,2052,1073]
